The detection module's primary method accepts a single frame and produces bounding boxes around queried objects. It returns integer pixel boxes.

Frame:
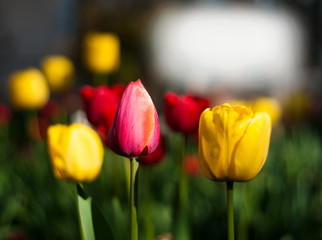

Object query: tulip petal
[164,92,210,133]
[145,106,160,154]
[108,80,159,157]
[232,112,271,181]
[47,123,104,182]
[198,108,220,180]
[64,124,104,181]
[47,124,68,179]
[213,105,253,176]
[80,86,95,102]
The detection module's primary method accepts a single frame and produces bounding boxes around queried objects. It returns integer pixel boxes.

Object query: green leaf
[77,184,95,240]
[76,184,116,240]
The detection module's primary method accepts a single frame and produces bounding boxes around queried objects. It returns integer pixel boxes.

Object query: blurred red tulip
[164,92,210,134]
[39,99,60,121]
[183,154,201,176]
[27,116,49,141]
[0,102,12,126]
[140,135,166,166]
[107,79,160,158]
[80,84,124,141]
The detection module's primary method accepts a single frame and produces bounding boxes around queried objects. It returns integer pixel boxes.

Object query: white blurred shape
[150,4,304,92]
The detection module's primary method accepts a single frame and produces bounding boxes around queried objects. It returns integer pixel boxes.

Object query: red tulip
[80,84,125,141]
[0,103,12,126]
[140,135,166,166]
[164,92,210,134]
[183,154,201,177]
[39,99,60,121]
[107,79,160,158]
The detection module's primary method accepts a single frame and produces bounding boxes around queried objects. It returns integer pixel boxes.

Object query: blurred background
[0,0,321,239]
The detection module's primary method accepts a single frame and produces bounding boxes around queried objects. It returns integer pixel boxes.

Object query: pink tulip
[107,79,160,158]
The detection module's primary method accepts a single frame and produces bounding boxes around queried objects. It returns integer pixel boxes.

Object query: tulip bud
[198,103,271,182]
[107,79,160,158]
[83,32,120,74]
[9,68,50,110]
[164,92,210,134]
[47,123,104,182]
[41,55,74,93]
[80,84,125,142]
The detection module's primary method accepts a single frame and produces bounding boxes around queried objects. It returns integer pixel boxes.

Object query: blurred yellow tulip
[83,32,120,74]
[9,68,49,110]
[228,99,249,108]
[230,97,282,126]
[251,97,282,125]
[42,55,74,93]
[198,103,271,182]
[47,123,104,182]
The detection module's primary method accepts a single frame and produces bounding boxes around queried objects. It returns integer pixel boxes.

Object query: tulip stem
[226,181,234,240]
[173,134,190,239]
[130,158,139,240]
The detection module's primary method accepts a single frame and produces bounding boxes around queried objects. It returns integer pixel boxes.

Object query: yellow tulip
[230,97,282,126]
[198,103,271,182]
[83,32,120,74]
[9,68,49,110]
[251,97,282,126]
[42,55,74,93]
[47,123,104,182]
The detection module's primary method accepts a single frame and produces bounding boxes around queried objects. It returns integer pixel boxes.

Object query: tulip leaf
[77,184,115,240]
[77,184,95,240]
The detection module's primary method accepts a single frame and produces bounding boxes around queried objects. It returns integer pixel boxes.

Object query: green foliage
[0,124,321,239]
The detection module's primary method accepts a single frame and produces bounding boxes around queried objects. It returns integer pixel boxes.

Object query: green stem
[227,181,234,240]
[179,135,188,207]
[130,158,139,240]
[173,134,190,240]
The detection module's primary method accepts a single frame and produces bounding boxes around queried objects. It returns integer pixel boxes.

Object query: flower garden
[0,3,321,240]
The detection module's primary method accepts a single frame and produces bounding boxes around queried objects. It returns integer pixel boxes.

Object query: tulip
[164,92,210,134]
[39,99,60,121]
[198,103,271,240]
[230,97,282,126]
[164,91,209,239]
[251,97,282,126]
[108,79,160,240]
[108,79,160,158]
[80,84,125,142]
[198,103,271,182]
[83,32,120,74]
[47,123,104,182]
[0,103,12,126]
[183,154,201,177]
[41,55,74,93]
[9,68,50,110]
